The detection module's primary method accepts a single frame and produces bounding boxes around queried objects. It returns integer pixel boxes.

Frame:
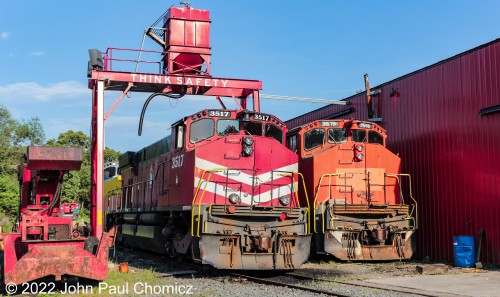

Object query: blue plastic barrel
[453,235,475,268]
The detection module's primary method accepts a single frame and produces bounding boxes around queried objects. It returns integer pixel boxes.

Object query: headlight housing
[356,153,364,160]
[242,137,254,156]
[278,195,290,206]
[356,145,364,151]
[242,146,253,156]
[243,137,254,146]
[228,193,241,204]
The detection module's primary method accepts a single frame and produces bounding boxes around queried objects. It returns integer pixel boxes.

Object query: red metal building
[285,39,500,264]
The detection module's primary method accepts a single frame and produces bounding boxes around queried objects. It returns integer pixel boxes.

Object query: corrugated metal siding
[285,39,500,264]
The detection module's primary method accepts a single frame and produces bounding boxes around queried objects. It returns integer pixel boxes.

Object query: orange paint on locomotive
[288,119,417,261]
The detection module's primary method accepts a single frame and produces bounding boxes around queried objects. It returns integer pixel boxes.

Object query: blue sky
[1,1,499,153]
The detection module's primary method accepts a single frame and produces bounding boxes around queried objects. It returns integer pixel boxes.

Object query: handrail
[385,174,418,229]
[279,172,310,234]
[191,168,310,237]
[191,168,226,237]
[313,173,342,232]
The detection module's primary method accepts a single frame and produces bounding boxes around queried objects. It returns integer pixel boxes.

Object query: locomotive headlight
[356,145,364,152]
[242,145,253,156]
[279,195,290,206]
[228,193,241,204]
[243,137,254,146]
[356,153,364,160]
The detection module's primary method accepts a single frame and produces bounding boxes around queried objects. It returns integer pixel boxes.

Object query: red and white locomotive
[106,109,310,269]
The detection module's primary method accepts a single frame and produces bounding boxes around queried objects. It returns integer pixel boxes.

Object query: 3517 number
[172,155,184,169]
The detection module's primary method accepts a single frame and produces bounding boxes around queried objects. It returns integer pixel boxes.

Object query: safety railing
[313,172,418,233]
[102,47,165,73]
[385,173,418,229]
[105,160,168,213]
[191,168,308,237]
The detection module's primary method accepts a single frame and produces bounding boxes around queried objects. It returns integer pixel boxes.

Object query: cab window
[243,121,262,136]
[352,129,366,143]
[287,134,297,153]
[304,128,325,151]
[217,120,239,136]
[190,119,214,143]
[327,128,347,144]
[175,125,184,149]
[368,131,384,145]
[104,166,117,180]
[265,124,283,143]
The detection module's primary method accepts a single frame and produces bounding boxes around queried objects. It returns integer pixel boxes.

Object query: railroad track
[114,248,458,297]
[229,271,456,297]
[231,272,350,297]
[285,272,456,297]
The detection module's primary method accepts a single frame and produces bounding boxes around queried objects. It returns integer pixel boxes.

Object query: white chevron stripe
[195,157,298,186]
[194,177,298,204]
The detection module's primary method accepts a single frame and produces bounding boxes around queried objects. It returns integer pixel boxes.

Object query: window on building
[265,124,283,143]
[368,131,384,145]
[217,120,240,136]
[190,119,214,143]
[327,128,347,144]
[304,128,325,151]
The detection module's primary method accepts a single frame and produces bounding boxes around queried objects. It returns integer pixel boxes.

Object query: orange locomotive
[286,119,417,260]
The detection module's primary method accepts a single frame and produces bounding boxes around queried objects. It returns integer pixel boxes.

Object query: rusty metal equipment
[0,146,115,284]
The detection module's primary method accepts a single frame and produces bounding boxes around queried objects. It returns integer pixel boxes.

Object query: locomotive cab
[174,109,285,151]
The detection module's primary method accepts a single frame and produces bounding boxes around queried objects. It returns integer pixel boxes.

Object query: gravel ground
[108,247,464,297]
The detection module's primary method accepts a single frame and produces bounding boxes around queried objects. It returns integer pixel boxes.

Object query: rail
[313,172,418,233]
[102,47,165,73]
[105,160,169,213]
[312,173,342,233]
[279,172,311,234]
[385,173,418,228]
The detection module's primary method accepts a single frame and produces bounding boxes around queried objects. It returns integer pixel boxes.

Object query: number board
[208,110,231,117]
[358,123,372,129]
[320,121,339,127]
[253,113,270,121]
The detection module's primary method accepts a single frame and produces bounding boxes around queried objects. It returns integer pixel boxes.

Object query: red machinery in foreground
[0,146,115,284]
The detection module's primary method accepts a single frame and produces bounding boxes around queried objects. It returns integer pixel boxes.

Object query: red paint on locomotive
[106,110,310,269]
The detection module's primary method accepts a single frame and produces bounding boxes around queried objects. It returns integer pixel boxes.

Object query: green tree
[46,130,121,209]
[104,147,121,163]
[0,105,45,175]
[0,105,45,227]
